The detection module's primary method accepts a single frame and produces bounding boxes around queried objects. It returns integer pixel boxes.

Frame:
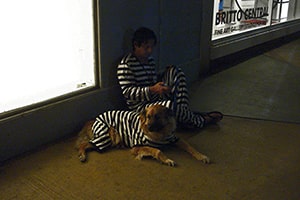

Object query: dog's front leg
[176,139,210,164]
[131,146,176,167]
[78,142,94,162]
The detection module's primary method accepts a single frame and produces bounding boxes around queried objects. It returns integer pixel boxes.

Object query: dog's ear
[140,108,147,124]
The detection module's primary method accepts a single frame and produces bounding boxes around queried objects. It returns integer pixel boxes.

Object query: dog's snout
[148,123,163,132]
[148,127,154,132]
[147,124,155,132]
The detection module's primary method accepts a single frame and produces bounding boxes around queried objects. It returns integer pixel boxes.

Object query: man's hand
[149,82,171,95]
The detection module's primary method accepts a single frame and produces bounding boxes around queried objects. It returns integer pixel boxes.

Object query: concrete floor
[1,37,300,199]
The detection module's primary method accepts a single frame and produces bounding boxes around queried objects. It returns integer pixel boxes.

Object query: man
[117,27,223,129]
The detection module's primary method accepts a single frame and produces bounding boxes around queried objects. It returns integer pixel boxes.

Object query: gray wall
[159,1,203,80]
[99,0,205,87]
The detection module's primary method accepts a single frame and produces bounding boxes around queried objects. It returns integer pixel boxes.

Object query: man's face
[134,39,156,60]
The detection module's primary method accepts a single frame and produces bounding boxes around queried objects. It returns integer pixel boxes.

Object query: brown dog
[75,104,210,166]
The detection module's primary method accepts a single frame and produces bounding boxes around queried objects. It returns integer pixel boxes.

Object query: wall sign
[212,0,272,40]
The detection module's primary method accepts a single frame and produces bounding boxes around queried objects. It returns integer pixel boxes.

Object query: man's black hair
[132,27,157,50]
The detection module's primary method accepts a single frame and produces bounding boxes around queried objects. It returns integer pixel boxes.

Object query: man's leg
[161,66,205,128]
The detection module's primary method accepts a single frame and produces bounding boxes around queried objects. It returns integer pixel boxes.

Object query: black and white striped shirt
[117,53,162,111]
[90,110,178,151]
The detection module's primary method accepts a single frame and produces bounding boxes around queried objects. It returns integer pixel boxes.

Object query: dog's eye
[154,114,160,120]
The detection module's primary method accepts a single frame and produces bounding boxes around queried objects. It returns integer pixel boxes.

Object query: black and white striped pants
[138,66,205,128]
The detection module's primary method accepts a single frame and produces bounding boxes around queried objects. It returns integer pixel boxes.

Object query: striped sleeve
[117,54,157,110]
[114,111,144,148]
[91,115,112,151]
[117,62,151,102]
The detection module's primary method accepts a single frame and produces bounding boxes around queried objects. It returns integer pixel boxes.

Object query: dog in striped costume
[75,104,210,166]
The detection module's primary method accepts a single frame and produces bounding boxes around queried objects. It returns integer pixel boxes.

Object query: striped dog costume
[90,110,178,151]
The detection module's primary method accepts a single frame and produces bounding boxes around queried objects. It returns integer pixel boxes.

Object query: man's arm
[117,63,152,102]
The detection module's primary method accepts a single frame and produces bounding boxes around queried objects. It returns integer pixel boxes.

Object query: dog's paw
[78,154,87,162]
[200,156,210,164]
[134,154,144,160]
[165,159,176,167]
[193,153,210,164]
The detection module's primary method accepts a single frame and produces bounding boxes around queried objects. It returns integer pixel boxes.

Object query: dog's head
[140,104,176,141]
